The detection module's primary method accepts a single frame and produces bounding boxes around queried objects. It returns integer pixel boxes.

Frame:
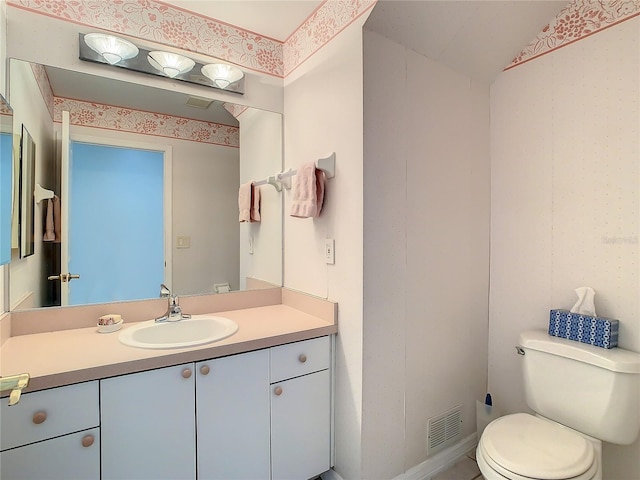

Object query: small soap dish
[97,320,123,333]
[97,314,124,334]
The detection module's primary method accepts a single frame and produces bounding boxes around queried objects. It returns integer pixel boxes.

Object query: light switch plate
[177,236,191,249]
[325,238,335,265]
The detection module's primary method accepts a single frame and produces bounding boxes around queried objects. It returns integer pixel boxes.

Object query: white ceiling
[159,0,323,40]
[365,1,568,84]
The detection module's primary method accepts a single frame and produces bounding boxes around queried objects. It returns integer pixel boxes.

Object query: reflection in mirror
[0,95,13,265]
[18,125,36,258]
[8,58,283,311]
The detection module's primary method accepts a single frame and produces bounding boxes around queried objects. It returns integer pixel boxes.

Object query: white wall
[283,14,368,480]
[362,29,491,478]
[489,18,640,479]
[59,125,240,296]
[239,108,282,289]
[8,60,54,309]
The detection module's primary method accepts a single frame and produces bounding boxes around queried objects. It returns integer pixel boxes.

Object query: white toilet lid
[481,413,595,480]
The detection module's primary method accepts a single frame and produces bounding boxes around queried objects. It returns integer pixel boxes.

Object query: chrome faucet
[155,284,191,323]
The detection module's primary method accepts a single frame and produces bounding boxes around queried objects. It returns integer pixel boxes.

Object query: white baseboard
[321,432,477,480]
[394,433,478,480]
[321,468,345,480]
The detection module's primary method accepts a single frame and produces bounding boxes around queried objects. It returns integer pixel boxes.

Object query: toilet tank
[519,329,640,445]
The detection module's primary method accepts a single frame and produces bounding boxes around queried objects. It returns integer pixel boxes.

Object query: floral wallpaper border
[54,97,239,147]
[30,62,55,120]
[9,0,376,78]
[507,0,640,70]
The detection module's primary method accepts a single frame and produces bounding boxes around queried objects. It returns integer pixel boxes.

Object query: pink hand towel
[250,184,261,222]
[43,198,55,241]
[52,196,61,243]
[238,181,252,222]
[290,162,325,218]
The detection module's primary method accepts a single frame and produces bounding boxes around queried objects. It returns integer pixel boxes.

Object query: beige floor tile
[431,456,481,480]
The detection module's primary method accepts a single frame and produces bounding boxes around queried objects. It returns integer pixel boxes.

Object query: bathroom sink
[119,315,238,349]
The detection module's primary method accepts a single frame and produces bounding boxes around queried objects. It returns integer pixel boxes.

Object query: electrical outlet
[324,238,335,265]
[176,236,191,249]
[249,236,254,255]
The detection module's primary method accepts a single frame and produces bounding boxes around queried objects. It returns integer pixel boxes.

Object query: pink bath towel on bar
[290,162,325,218]
[250,184,261,222]
[238,181,252,222]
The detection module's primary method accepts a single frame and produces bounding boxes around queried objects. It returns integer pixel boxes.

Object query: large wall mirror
[8,58,283,311]
[0,95,14,266]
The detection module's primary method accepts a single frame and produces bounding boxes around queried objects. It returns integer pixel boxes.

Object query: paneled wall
[362,29,491,478]
[489,18,640,479]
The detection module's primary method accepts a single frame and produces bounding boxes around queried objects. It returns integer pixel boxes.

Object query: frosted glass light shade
[148,51,195,78]
[84,33,139,65]
[201,63,244,89]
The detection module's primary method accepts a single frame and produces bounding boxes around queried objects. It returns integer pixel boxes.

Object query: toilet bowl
[476,413,601,480]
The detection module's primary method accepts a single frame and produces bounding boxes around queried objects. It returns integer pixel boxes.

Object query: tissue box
[549,309,619,349]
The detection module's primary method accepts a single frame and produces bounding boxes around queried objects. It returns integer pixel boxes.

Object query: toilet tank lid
[520,330,640,373]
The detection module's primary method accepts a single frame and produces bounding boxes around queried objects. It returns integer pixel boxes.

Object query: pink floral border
[30,62,55,119]
[10,0,283,77]
[9,0,377,78]
[507,0,640,70]
[54,97,239,147]
[284,0,377,76]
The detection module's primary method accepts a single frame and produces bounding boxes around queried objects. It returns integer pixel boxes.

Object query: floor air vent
[426,405,462,456]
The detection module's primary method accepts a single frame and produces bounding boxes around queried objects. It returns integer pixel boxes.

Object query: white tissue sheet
[570,286,596,317]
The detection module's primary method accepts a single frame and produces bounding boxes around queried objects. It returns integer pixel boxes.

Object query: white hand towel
[290,162,325,218]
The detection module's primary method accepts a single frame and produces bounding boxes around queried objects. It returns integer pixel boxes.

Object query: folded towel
[290,162,325,218]
[43,198,55,241]
[250,184,261,222]
[53,196,61,243]
[239,181,252,222]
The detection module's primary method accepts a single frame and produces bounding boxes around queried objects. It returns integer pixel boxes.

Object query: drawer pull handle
[298,354,307,363]
[82,434,95,448]
[182,368,192,379]
[200,365,210,376]
[274,386,283,396]
[32,411,47,425]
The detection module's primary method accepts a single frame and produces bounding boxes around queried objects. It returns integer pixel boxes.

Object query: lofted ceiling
[43,0,570,122]
[365,1,568,84]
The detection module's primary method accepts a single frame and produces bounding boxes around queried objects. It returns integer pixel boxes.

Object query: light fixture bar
[78,33,244,95]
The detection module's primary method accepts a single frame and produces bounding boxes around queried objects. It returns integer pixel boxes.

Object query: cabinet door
[196,349,270,480]
[271,369,331,480]
[101,364,196,480]
[1,427,100,480]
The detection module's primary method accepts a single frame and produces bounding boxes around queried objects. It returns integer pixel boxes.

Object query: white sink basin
[119,315,238,349]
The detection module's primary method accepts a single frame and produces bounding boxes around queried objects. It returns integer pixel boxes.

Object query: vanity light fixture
[201,63,244,90]
[147,51,195,78]
[79,33,245,94]
[83,33,139,65]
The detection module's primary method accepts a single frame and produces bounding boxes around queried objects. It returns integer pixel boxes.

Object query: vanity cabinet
[101,363,197,480]
[101,351,271,480]
[0,381,100,479]
[270,336,332,480]
[196,350,270,479]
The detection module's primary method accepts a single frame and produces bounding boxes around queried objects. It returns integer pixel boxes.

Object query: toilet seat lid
[482,413,595,480]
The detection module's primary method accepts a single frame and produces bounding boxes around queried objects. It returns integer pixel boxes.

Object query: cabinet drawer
[1,427,100,480]
[270,336,330,383]
[0,381,99,451]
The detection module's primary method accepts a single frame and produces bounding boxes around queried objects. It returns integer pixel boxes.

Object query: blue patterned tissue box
[549,309,619,349]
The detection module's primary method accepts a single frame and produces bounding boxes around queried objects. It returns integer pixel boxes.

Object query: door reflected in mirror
[0,94,13,266]
[8,59,283,311]
[18,125,36,259]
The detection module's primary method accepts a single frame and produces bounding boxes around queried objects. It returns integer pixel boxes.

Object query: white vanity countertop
[0,304,337,393]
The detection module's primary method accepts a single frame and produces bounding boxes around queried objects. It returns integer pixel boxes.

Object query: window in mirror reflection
[0,95,13,265]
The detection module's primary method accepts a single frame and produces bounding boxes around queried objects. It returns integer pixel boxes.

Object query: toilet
[477,329,640,480]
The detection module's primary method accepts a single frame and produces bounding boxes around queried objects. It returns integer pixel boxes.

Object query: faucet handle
[160,284,171,298]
